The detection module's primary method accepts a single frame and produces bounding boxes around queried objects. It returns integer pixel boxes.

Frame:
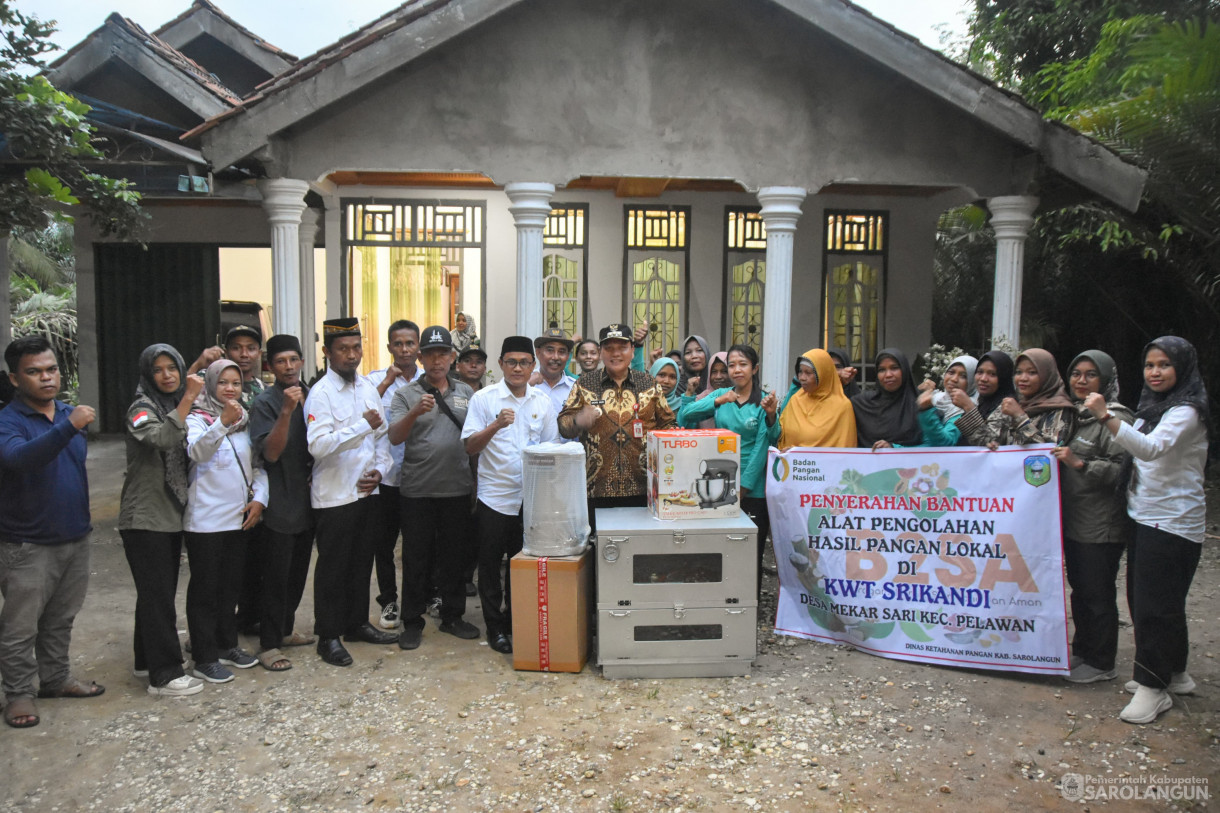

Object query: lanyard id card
[631,402,644,439]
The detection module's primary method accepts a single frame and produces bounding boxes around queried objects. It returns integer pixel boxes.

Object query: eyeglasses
[501,358,533,369]
[1069,370,1100,380]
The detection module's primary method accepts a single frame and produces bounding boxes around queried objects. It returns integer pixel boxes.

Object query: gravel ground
[1,437,1217,812]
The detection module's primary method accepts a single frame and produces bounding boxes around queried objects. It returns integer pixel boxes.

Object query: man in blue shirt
[0,336,105,728]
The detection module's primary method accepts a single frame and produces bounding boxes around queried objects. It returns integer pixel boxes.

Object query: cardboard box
[510,548,591,672]
[646,429,741,520]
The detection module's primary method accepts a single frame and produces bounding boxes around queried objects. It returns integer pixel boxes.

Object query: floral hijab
[452,312,479,354]
[932,354,978,421]
[191,359,249,431]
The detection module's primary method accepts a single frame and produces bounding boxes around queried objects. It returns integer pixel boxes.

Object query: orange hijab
[778,349,857,450]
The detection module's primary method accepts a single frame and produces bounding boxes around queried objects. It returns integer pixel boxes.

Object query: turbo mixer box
[646,429,740,520]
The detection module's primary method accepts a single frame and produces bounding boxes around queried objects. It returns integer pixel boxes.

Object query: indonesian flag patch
[131,410,150,428]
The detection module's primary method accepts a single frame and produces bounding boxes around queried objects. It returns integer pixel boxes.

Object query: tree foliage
[965,0,1214,93]
[0,0,144,237]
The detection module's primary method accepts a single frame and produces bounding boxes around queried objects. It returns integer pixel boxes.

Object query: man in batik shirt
[557,323,675,513]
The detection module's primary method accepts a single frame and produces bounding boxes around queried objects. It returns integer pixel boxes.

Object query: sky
[24,0,972,63]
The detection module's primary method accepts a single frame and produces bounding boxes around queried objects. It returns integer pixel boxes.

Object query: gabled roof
[188,0,1145,210]
[47,13,242,118]
[155,0,297,80]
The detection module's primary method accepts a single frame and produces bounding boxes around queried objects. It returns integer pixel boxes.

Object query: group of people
[0,318,1208,729]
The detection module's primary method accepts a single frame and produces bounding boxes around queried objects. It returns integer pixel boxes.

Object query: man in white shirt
[363,320,420,630]
[304,318,398,667]
[462,337,559,654]
[531,327,576,440]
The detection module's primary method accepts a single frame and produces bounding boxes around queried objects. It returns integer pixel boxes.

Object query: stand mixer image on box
[692,458,738,509]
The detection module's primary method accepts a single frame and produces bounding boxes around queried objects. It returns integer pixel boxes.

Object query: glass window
[824,212,887,383]
[343,200,484,374]
[542,205,588,336]
[724,207,766,351]
[626,205,689,355]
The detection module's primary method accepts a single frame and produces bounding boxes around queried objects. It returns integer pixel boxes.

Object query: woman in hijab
[688,350,731,429]
[183,359,268,685]
[1050,350,1134,686]
[917,354,978,446]
[451,312,480,355]
[776,349,857,450]
[679,345,779,593]
[680,335,712,398]
[851,349,923,448]
[1083,337,1210,724]
[1000,348,1075,445]
[649,356,692,416]
[118,344,206,697]
[956,350,1018,446]
[826,348,862,398]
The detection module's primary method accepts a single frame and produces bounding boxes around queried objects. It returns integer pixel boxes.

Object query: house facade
[37,0,1143,430]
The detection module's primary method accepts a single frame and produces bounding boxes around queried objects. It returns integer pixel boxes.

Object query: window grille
[724,207,766,351]
[625,206,690,354]
[823,211,887,383]
[542,205,588,335]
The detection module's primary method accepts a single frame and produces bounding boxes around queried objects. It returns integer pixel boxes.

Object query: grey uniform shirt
[390,378,475,498]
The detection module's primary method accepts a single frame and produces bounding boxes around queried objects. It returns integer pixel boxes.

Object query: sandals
[37,677,105,699]
[281,631,317,647]
[4,697,39,728]
[257,648,292,671]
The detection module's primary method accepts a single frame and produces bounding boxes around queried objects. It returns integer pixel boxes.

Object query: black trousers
[370,488,401,608]
[476,501,524,637]
[184,530,246,665]
[1127,524,1201,689]
[400,495,475,626]
[260,526,315,651]
[121,529,185,687]
[234,526,265,632]
[742,495,771,596]
[1063,538,1125,671]
[313,499,376,640]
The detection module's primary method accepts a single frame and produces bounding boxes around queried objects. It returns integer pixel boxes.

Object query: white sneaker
[1065,663,1116,684]
[147,675,204,697]
[1125,672,1195,695]
[379,601,402,631]
[1120,686,1172,724]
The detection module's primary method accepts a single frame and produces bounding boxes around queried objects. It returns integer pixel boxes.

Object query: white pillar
[505,182,555,338]
[988,195,1039,348]
[257,178,310,339]
[757,186,807,396]
[298,207,320,377]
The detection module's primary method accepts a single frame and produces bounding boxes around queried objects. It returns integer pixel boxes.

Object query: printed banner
[766,445,1068,674]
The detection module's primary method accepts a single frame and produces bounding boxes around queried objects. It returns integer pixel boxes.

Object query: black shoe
[398,624,423,650]
[488,632,512,654]
[317,638,353,667]
[343,623,398,645]
[439,618,480,640]
[464,581,477,597]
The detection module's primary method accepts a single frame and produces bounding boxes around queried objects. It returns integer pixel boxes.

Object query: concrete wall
[269,0,1027,198]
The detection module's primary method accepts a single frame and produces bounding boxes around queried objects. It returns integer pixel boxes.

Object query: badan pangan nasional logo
[772,456,790,482]
[1024,455,1052,487]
